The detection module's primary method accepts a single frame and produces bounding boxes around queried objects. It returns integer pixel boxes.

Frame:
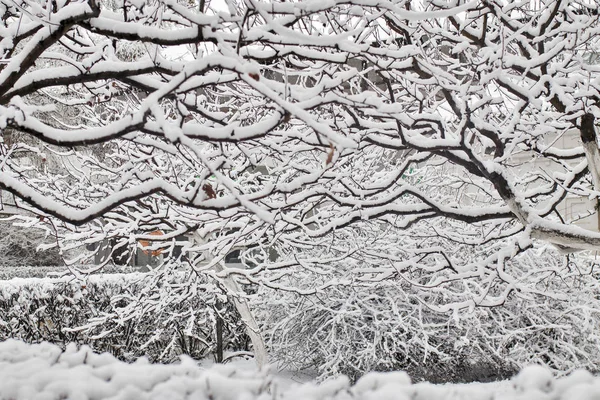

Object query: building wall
[510,129,598,231]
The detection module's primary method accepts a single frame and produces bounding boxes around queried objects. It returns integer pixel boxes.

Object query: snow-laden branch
[2,0,600,315]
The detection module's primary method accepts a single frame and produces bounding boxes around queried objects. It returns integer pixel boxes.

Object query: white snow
[0,340,598,400]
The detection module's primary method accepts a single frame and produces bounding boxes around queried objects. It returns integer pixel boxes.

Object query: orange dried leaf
[326,143,335,165]
[139,230,164,256]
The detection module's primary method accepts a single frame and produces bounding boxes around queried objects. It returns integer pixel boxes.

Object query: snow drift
[0,339,597,400]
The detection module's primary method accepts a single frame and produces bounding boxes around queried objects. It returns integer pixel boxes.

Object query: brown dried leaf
[326,143,335,166]
[203,183,216,199]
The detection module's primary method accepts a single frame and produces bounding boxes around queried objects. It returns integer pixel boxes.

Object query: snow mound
[0,340,267,400]
[0,340,598,400]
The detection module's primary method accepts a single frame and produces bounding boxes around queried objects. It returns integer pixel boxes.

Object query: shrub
[0,273,250,363]
[258,247,600,382]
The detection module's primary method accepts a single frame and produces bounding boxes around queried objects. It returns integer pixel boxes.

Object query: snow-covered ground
[200,354,318,391]
[0,339,596,400]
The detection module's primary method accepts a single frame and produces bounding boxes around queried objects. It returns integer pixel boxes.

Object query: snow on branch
[1,0,600,312]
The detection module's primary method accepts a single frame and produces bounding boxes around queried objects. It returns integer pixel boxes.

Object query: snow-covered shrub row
[0,339,597,400]
[259,245,600,382]
[0,265,68,280]
[0,264,134,279]
[0,273,249,362]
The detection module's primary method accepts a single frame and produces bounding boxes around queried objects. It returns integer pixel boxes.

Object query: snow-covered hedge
[0,264,133,280]
[0,265,68,280]
[0,274,249,362]
[0,339,597,400]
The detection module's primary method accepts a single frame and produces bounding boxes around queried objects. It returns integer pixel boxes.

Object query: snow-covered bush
[259,245,600,382]
[0,265,68,279]
[260,280,518,383]
[0,264,135,280]
[0,273,250,363]
[0,339,598,400]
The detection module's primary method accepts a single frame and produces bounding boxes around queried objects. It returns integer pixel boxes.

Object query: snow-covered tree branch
[2,0,600,327]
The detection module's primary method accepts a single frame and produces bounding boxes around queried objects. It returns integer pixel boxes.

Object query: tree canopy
[1,0,600,312]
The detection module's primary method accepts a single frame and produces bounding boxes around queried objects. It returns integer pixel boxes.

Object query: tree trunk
[192,232,268,368]
[215,300,224,363]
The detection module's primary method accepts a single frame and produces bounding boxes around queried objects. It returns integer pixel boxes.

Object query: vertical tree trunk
[193,232,268,368]
[580,114,600,193]
[215,300,224,363]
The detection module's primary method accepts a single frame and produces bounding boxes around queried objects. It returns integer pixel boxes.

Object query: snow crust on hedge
[0,271,145,290]
[0,265,133,280]
[0,339,598,400]
[0,273,248,364]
